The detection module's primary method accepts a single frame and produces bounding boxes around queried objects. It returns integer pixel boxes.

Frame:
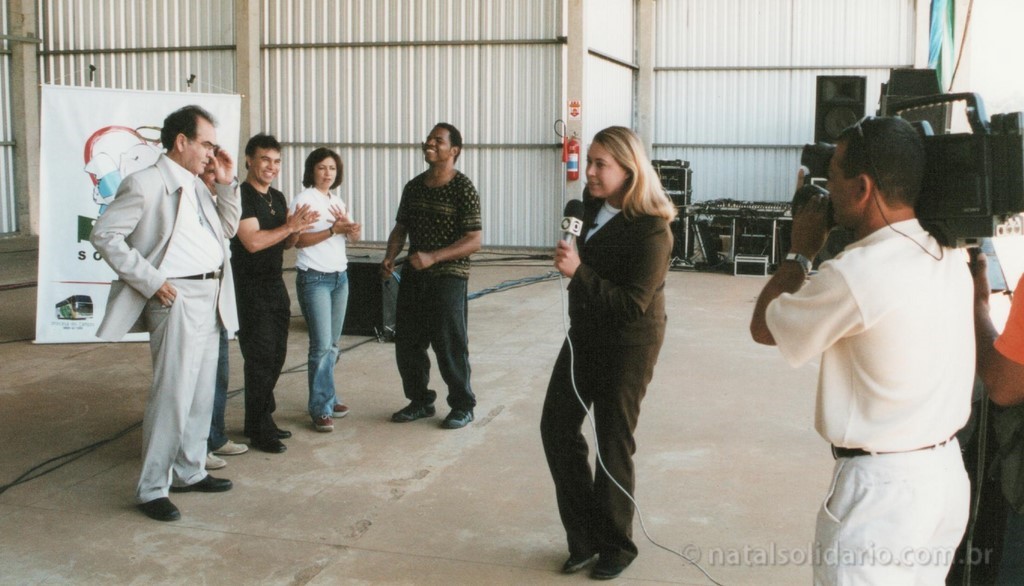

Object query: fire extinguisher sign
[568,99,582,120]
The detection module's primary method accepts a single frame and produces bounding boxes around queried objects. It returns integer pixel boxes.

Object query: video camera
[794,93,1024,246]
[791,142,836,227]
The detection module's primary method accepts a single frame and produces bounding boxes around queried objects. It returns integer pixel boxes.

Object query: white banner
[35,86,241,343]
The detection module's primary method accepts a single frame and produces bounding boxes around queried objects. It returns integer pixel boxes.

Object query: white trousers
[813,439,969,586]
[136,278,220,504]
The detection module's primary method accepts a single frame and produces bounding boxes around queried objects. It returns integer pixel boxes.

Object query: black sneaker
[391,402,436,423]
[590,556,632,580]
[562,552,597,574]
[441,409,474,429]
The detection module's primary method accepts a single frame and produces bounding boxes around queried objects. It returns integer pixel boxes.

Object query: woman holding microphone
[541,126,676,580]
[292,148,361,433]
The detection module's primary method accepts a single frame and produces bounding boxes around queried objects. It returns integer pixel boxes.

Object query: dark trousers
[540,337,662,565]
[235,277,290,442]
[394,270,475,411]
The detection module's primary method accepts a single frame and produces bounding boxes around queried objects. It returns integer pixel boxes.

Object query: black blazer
[567,195,673,346]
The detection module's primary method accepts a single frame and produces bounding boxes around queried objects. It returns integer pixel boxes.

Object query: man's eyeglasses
[850,116,884,192]
[186,136,220,154]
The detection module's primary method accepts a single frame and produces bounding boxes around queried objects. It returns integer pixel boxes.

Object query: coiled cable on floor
[0,421,141,496]
[468,271,560,300]
[1,254,561,491]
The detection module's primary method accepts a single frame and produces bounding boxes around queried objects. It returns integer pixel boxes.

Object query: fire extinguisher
[566,135,580,181]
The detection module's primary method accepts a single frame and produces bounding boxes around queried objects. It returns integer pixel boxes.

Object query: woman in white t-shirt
[291,148,361,433]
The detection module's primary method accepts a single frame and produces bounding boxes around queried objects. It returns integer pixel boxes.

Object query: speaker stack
[652,159,693,261]
[652,159,692,207]
[880,68,949,135]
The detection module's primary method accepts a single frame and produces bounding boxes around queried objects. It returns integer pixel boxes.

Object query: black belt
[175,269,222,280]
[831,435,956,459]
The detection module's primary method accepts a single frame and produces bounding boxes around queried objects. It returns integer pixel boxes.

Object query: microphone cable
[0,420,141,496]
[557,272,724,586]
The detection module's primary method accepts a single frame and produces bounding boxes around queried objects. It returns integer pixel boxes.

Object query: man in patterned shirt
[381,123,482,429]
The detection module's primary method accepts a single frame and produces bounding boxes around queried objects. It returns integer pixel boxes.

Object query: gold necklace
[255,188,276,215]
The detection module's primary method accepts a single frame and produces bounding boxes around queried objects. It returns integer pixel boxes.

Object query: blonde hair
[590,126,677,222]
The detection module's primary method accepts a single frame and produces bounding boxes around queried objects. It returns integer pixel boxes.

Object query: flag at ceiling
[929,0,955,91]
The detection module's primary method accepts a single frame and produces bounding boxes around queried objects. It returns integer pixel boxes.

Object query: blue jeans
[296,269,349,419]
[207,326,229,451]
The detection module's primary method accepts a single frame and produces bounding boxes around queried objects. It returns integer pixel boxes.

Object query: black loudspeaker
[815,76,867,143]
[886,67,940,96]
[343,251,401,339]
[880,68,950,135]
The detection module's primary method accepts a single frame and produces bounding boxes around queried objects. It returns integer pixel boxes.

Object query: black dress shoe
[243,428,292,439]
[137,497,181,521]
[590,557,632,580]
[562,552,597,574]
[170,475,233,493]
[251,437,287,453]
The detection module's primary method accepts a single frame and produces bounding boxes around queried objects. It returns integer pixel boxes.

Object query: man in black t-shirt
[381,123,482,429]
[230,133,317,452]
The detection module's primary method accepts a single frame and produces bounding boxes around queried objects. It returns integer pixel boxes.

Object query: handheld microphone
[560,199,585,244]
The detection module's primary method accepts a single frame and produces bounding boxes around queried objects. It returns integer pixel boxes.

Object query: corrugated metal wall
[585,0,634,138]
[24,0,920,239]
[654,0,916,202]
[37,0,235,93]
[0,0,15,234]
[585,55,633,138]
[262,0,565,247]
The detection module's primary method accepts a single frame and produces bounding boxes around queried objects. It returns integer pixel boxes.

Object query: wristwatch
[784,252,813,274]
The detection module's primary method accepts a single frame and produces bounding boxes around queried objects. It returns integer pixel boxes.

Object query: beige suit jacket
[90,154,240,341]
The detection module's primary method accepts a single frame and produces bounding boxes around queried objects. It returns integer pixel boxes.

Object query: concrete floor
[0,235,829,585]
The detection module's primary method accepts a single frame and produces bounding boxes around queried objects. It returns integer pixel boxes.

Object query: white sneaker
[212,440,249,456]
[205,453,227,470]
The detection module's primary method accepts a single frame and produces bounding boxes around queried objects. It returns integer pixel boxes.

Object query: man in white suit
[91,105,240,522]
